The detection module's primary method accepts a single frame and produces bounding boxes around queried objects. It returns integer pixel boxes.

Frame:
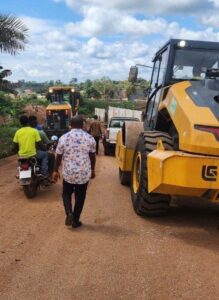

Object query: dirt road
[1,147,219,300]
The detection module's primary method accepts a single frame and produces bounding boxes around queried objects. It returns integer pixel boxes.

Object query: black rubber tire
[104,142,111,156]
[131,131,173,217]
[23,179,38,198]
[119,168,131,185]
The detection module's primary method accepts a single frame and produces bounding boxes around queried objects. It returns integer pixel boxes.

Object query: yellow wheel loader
[116,39,219,216]
[45,86,80,137]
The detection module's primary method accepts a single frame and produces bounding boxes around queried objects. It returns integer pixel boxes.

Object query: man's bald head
[71,115,83,129]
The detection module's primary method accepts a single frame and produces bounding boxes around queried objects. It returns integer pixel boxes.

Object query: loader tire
[119,168,131,185]
[131,131,173,217]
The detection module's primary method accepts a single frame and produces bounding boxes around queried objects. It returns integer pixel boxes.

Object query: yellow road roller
[116,39,219,216]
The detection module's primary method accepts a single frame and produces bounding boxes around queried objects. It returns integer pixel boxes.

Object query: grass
[0,125,18,158]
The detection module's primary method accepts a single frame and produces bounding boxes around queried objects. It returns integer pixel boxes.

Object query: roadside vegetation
[0,13,28,158]
[0,92,48,158]
[0,82,143,158]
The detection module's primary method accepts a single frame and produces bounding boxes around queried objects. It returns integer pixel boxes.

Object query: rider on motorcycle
[28,115,56,174]
[28,115,51,147]
[13,115,49,178]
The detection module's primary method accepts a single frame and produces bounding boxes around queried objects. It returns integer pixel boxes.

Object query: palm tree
[0,14,28,55]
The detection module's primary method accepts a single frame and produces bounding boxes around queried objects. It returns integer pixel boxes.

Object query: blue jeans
[36,150,48,176]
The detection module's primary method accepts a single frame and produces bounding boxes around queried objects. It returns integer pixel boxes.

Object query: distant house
[23,89,34,95]
[129,89,146,101]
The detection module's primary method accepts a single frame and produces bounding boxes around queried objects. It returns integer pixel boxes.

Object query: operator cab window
[146,48,168,127]
[150,50,168,89]
[150,59,160,89]
[172,48,219,81]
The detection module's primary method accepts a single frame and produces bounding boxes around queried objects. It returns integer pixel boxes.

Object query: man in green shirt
[13,115,49,177]
[28,115,51,146]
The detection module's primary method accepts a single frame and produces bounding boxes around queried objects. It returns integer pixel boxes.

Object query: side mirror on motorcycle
[51,135,58,142]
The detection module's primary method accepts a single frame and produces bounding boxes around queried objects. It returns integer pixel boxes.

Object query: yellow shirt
[13,127,41,157]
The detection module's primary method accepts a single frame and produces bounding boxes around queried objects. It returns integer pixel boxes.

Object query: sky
[1,0,219,83]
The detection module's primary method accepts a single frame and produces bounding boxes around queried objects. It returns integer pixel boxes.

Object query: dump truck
[45,86,80,137]
[116,39,219,216]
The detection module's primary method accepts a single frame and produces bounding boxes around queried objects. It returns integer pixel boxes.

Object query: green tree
[0,91,12,115]
[92,77,116,100]
[69,77,77,84]
[0,66,13,92]
[123,80,136,98]
[54,79,63,86]
[0,14,28,55]
[85,86,100,99]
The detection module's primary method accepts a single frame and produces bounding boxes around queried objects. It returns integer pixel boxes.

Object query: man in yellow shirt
[13,115,49,176]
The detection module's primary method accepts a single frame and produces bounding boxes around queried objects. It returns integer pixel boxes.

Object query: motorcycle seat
[18,157,37,164]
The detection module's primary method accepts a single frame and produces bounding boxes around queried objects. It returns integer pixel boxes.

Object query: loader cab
[45,86,80,137]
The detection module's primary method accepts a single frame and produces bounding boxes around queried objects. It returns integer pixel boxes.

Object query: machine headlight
[177,40,186,48]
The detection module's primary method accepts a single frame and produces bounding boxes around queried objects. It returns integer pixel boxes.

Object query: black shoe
[65,214,73,226]
[72,221,82,228]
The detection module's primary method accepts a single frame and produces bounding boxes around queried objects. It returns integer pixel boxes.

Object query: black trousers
[62,180,88,223]
[94,137,99,154]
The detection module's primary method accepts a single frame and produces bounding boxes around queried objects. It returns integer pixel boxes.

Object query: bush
[0,126,18,158]
[79,98,138,117]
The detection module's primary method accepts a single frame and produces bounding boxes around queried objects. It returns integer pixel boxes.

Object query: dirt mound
[24,105,46,126]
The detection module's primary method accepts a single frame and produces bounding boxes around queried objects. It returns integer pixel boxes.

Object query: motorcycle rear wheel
[23,180,37,198]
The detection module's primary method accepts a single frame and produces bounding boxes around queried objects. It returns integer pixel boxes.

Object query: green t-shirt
[13,127,41,157]
[39,130,50,145]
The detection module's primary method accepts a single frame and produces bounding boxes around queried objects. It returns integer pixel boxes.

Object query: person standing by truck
[89,115,102,155]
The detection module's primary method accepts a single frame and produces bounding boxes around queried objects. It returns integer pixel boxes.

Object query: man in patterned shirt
[53,115,96,228]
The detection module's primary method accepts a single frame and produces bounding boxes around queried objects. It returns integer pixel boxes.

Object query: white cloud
[65,7,170,37]
[3,0,219,83]
[202,15,219,28]
[209,0,219,8]
[21,16,55,34]
[54,0,210,14]
[165,22,219,42]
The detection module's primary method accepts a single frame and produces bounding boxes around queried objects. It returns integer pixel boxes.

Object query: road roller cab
[116,39,219,216]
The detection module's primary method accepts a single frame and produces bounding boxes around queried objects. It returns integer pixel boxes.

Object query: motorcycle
[18,157,53,198]
[17,136,59,198]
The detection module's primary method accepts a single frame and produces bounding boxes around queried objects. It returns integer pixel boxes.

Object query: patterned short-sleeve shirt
[56,129,96,184]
